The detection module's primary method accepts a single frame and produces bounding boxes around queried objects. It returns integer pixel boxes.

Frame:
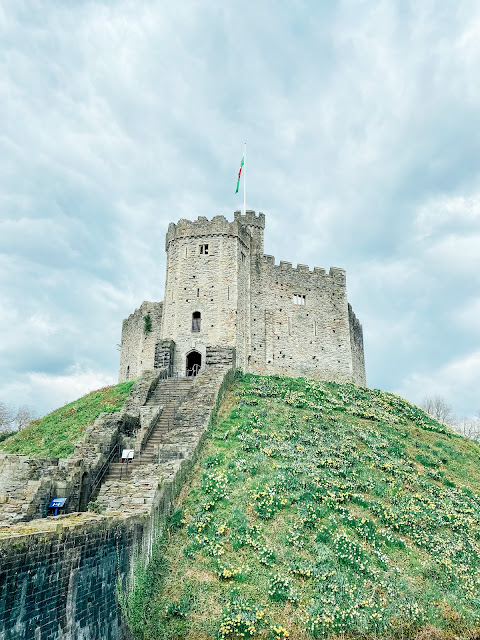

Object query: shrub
[143,314,152,334]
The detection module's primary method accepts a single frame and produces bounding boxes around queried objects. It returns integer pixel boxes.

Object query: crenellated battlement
[122,301,163,326]
[234,209,265,229]
[261,255,346,285]
[165,214,251,250]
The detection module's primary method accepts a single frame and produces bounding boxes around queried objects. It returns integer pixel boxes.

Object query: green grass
[0,381,135,458]
[129,374,480,640]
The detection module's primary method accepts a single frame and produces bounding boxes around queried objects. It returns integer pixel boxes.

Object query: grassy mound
[0,381,135,458]
[130,374,480,640]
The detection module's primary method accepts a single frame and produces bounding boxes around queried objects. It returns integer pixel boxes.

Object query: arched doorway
[186,350,201,377]
[78,472,90,512]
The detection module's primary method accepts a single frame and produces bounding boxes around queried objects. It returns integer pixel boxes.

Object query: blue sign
[49,498,66,508]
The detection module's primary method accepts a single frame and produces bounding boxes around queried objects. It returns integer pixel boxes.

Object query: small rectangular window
[199,244,209,255]
[192,312,201,332]
[241,252,246,263]
[197,288,200,297]
[293,294,306,306]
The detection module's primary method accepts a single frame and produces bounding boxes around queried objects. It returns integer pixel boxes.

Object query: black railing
[186,363,200,377]
[89,442,121,498]
[140,407,161,452]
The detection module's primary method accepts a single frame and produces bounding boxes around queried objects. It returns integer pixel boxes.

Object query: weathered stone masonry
[119,210,366,385]
[0,515,141,640]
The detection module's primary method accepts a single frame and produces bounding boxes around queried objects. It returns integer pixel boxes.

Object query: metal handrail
[120,455,133,479]
[186,363,200,377]
[149,391,188,465]
[141,406,162,452]
[89,442,121,497]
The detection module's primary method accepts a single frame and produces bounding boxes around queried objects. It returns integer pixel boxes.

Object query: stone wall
[0,513,146,640]
[205,346,236,367]
[118,301,163,382]
[0,455,62,524]
[249,257,356,382]
[154,339,175,373]
[234,210,265,255]
[348,304,366,386]
[119,210,366,386]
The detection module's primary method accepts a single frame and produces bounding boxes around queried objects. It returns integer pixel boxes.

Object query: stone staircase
[95,377,193,512]
[141,377,193,461]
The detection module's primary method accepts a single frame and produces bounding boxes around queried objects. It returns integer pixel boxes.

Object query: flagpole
[243,142,246,217]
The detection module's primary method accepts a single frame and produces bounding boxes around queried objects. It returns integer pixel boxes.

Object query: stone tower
[119,210,366,385]
[161,212,263,375]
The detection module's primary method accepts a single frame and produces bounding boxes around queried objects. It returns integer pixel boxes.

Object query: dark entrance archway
[186,350,202,377]
[78,472,90,512]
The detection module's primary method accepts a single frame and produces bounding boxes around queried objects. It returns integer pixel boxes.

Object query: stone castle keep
[0,210,365,640]
[119,210,366,385]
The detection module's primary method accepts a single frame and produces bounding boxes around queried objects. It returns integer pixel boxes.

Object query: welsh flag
[235,154,244,194]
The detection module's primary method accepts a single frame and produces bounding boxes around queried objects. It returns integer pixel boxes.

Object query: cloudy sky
[1,1,479,418]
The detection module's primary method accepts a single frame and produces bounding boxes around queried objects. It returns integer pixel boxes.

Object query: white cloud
[423,234,480,279]
[414,194,480,240]
[397,350,480,417]
[1,366,115,415]
[450,297,480,336]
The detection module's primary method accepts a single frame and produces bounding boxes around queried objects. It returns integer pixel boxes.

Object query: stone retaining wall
[0,514,146,640]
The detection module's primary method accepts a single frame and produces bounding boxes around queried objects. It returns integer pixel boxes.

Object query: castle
[119,210,366,385]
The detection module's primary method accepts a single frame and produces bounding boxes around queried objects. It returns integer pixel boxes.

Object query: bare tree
[420,395,454,424]
[452,413,480,442]
[0,402,14,432]
[14,405,39,431]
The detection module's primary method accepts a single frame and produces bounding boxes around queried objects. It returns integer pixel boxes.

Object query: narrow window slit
[192,311,201,332]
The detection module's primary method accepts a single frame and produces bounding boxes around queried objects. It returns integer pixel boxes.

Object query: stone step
[98,378,194,486]
[146,398,186,406]
[101,454,186,479]
[152,382,192,391]
[150,390,189,396]
[146,381,192,400]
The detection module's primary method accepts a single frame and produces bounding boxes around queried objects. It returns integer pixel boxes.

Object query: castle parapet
[329,267,346,286]
[234,210,265,254]
[165,214,251,250]
[234,210,265,229]
[260,255,345,284]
